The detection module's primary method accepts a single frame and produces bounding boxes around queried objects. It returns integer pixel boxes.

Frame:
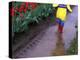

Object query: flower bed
[10,2,55,33]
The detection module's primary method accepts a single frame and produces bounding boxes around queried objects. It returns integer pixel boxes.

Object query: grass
[66,32,78,55]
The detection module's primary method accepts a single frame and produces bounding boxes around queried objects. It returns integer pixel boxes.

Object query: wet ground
[12,6,78,58]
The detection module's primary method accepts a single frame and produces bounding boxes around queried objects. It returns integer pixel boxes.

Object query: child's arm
[67,4,72,13]
[52,4,59,7]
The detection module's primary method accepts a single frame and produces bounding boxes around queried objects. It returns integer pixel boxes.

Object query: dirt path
[13,6,78,58]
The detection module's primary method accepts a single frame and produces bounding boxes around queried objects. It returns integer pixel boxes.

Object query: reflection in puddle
[51,32,65,56]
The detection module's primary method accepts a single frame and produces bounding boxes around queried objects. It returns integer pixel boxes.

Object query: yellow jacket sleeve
[52,4,59,7]
[67,4,72,12]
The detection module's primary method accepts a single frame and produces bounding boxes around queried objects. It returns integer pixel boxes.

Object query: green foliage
[11,2,55,33]
[66,34,78,55]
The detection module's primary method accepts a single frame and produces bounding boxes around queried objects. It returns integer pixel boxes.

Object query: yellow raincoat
[53,4,72,21]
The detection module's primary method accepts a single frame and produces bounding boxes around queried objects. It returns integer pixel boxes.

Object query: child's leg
[56,18,60,26]
[58,24,64,33]
[58,20,64,33]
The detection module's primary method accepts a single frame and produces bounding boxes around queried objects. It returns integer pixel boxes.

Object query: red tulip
[30,3,37,9]
[24,8,27,13]
[15,7,19,12]
[10,7,15,16]
[19,3,25,12]
[20,13,23,17]
[25,2,29,9]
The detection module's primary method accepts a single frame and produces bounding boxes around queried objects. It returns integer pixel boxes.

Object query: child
[53,4,72,33]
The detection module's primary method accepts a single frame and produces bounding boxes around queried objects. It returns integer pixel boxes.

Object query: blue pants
[56,18,64,26]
